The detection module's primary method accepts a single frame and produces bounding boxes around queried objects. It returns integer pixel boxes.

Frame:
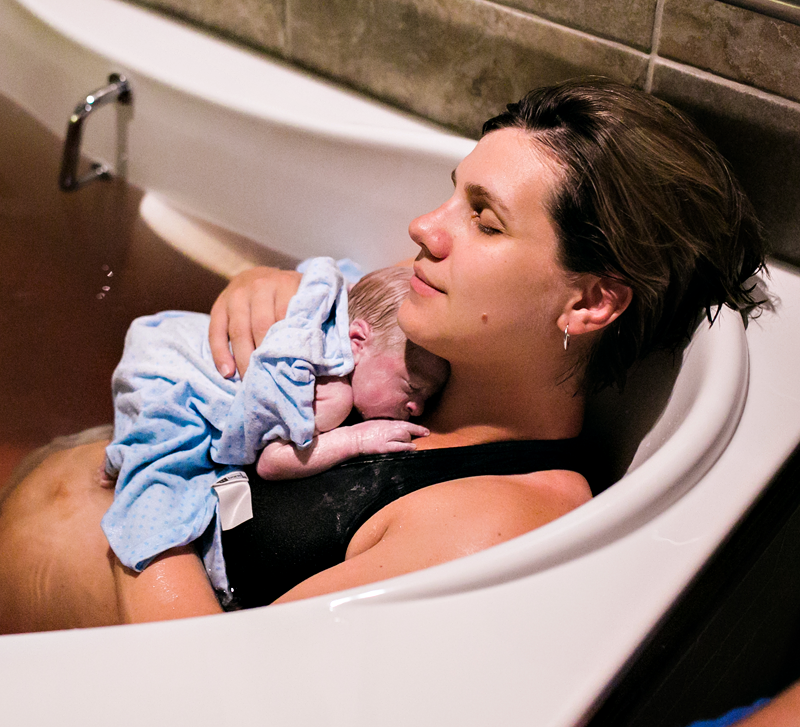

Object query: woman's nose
[408,204,451,260]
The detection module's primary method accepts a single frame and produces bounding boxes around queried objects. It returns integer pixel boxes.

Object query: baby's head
[348,267,449,421]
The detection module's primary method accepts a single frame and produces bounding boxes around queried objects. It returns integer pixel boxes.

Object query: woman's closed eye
[453,171,508,236]
[472,208,503,236]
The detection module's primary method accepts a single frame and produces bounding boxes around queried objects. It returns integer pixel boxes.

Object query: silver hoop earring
[563,324,570,352]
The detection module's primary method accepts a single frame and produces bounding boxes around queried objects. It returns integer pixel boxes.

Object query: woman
[0,79,765,631]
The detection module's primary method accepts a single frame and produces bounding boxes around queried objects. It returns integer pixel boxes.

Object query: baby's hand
[352,420,430,455]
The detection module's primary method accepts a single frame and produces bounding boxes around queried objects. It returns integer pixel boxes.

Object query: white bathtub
[2,1,800,725]
[0,0,474,273]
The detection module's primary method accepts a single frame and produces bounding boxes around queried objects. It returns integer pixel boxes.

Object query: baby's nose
[406,399,424,417]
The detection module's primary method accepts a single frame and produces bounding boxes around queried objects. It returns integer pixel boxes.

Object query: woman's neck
[415,362,585,450]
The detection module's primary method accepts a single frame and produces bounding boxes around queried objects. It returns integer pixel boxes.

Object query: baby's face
[349,341,449,421]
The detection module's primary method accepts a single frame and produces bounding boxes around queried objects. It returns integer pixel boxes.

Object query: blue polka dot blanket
[101,257,354,597]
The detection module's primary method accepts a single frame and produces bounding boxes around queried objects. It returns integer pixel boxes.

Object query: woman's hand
[209,266,302,378]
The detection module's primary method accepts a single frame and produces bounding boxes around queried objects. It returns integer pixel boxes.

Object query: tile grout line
[646,0,667,92]
[474,0,651,58]
[655,56,800,111]
[284,0,292,57]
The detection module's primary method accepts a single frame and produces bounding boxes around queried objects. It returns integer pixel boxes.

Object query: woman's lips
[410,267,444,296]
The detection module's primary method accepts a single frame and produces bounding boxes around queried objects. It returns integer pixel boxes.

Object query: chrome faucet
[59,73,132,192]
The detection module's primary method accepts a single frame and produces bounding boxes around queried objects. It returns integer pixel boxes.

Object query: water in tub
[0,92,292,485]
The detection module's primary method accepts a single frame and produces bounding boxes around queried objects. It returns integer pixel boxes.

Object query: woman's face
[398,128,575,367]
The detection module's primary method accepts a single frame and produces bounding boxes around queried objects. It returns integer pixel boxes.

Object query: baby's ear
[349,319,373,362]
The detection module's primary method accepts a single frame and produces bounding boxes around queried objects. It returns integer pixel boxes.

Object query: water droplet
[96,292,105,300]
[107,271,114,278]
[102,286,111,292]
[102,264,109,271]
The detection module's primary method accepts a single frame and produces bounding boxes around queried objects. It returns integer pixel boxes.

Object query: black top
[220,438,584,608]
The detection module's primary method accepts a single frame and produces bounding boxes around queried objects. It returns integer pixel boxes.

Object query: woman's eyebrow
[451,169,510,217]
[465,183,510,217]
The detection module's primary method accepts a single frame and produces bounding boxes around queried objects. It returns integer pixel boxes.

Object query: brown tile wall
[130,0,287,52]
[492,0,659,50]
[660,0,800,103]
[123,0,800,266]
[288,0,648,136]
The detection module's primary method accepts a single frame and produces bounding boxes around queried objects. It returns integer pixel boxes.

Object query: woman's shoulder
[346,466,591,564]
[398,467,591,527]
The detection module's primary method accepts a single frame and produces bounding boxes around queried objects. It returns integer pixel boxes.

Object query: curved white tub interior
[0,0,752,601]
[4,1,794,724]
[1,0,750,603]
[1,0,475,272]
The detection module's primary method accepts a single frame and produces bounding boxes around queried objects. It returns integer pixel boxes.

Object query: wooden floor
[0,94,232,486]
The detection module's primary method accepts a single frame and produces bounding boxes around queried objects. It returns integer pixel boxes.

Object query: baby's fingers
[379,422,430,443]
[381,440,418,452]
[398,423,430,440]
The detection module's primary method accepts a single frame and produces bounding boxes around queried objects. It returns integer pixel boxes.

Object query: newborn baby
[101,258,448,598]
[257,264,449,479]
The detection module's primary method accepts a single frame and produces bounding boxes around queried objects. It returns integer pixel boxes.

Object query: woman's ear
[558,275,632,335]
[349,319,373,363]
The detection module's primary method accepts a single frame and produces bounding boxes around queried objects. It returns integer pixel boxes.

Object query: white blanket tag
[212,470,253,530]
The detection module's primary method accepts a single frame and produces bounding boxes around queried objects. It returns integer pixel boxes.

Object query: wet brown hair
[483,78,767,392]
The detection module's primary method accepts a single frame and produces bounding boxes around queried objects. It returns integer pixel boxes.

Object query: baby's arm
[313,376,354,433]
[256,420,430,480]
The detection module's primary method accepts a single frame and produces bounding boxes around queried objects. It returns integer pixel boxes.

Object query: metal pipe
[59,73,132,192]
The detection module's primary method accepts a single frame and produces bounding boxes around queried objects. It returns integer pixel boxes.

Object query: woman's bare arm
[112,545,223,623]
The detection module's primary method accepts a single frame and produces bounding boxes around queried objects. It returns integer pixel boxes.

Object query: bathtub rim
[11,0,476,156]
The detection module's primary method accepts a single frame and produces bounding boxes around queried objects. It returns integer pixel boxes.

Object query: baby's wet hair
[348,266,415,350]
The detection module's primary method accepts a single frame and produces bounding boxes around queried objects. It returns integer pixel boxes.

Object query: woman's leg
[0,425,113,506]
[0,435,120,633]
